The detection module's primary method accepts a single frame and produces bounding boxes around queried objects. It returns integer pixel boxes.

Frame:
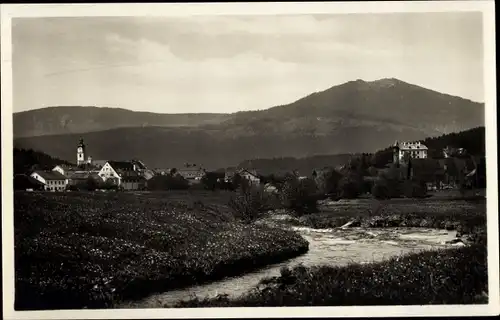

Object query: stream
[119,225,462,308]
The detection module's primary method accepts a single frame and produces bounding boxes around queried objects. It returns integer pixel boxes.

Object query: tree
[201,171,224,191]
[315,168,342,197]
[338,174,362,199]
[228,184,269,223]
[84,177,99,191]
[372,179,390,200]
[231,173,243,190]
[377,166,404,198]
[280,175,318,214]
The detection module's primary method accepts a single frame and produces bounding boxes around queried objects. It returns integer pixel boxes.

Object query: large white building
[30,170,68,191]
[393,141,428,164]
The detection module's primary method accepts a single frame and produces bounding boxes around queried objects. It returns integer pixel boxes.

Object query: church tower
[393,140,400,167]
[77,138,86,166]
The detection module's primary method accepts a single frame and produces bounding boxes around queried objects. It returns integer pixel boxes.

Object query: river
[119,225,461,308]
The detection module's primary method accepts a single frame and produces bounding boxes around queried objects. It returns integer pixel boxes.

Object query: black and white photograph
[1,2,498,319]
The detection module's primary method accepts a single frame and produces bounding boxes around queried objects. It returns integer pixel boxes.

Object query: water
[119,226,458,308]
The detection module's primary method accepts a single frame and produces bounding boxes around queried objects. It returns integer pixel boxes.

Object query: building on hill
[30,170,68,191]
[393,141,428,166]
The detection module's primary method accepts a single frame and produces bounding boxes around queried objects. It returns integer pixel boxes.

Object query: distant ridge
[14,78,484,169]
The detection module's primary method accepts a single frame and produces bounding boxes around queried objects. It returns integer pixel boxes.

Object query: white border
[1,2,498,319]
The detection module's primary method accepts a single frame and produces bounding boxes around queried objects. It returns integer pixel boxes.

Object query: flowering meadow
[175,244,488,307]
[14,191,309,310]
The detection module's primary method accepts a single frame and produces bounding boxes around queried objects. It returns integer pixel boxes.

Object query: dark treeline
[14,148,73,175]
[370,127,485,168]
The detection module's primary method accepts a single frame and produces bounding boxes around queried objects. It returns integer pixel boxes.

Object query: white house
[30,170,68,191]
[52,164,76,180]
[97,161,146,190]
[239,169,261,185]
[394,141,428,164]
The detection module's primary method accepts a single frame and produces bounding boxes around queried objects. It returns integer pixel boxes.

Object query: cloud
[12,13,485,113]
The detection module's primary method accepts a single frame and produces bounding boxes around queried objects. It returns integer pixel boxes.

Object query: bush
[403,180,428,198]
[372,180,390,200]
[315,169,342,197]
[147,174,189,191]
[279,176,318,214]
[228,185,269,222]
[338,175,362,199]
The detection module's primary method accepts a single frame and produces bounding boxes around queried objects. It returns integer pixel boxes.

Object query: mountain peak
[367,78,406,88]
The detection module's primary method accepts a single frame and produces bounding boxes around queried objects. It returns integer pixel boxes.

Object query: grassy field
[176,244,488,307]
[14,191,308,310]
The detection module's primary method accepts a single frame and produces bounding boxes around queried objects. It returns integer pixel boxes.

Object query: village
[14,136,484,197]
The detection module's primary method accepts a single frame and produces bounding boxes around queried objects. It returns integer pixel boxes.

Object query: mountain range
[13,78,484,170]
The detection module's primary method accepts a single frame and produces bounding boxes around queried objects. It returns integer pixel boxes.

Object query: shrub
[403,180,428,198]
[372,180,390,200]
[338,175,362,199]
[147,175,189,191]
[279,176,318,214]
[228,184,269,222]
[315,169,342,197]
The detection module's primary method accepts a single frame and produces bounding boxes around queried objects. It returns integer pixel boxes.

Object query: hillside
[13,78,484,169]
[370,126,486,168]
[13,106,231,138]
[14,148,74,175]
[224,78,483,135]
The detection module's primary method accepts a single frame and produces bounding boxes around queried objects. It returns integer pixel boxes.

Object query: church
[53,138,153,191]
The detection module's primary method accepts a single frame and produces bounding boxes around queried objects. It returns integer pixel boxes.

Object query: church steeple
[77,138,86,166]
[393,140,400,167]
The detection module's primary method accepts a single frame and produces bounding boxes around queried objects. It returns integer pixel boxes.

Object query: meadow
[14,191,308,310]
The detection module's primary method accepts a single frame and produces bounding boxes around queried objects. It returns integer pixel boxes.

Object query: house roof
[239,169,259,177]
[32,170,67,181]
[178,167,204,173]
[92,160,108,167]
[399,141,428,150]
[108,161,135,171]
[131,160,147,170]
[54,164,76,170]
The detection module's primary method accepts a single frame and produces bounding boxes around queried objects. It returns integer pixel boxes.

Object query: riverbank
[175,243,488,307]
[259,198,486,239]
[121,225,467,308]
[14,191,308,310]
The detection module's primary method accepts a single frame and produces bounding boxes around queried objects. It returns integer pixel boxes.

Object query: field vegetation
[14,191,308,310]
[175,244,488,307]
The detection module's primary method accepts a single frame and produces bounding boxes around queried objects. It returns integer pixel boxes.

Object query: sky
[12,12,484,114]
